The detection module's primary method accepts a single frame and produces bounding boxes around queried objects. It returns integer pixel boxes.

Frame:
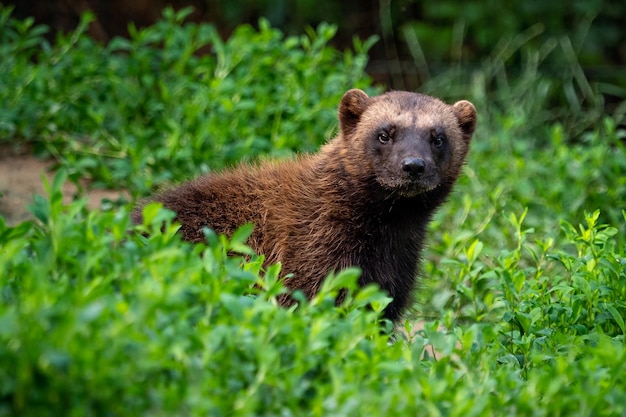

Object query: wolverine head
[338,89,477,198]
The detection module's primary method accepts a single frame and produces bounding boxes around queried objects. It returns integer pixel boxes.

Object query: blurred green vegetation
[7,0,625,110]
[216,0,626,106]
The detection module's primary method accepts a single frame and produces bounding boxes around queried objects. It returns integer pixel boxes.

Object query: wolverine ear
[339,89,370,136]
[452,100,477,142]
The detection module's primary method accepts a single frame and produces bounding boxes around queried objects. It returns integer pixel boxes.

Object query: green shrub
[0,6,376,193]
[1,172,625,415]
[0,171,391,416]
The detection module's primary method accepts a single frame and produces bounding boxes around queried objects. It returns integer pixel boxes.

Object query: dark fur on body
[132,89,477,322]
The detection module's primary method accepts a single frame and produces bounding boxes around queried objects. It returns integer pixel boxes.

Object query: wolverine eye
[377,131,391,144]
[432,134,446,149]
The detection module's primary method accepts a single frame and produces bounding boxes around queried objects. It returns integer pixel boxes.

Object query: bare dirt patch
[0,145,128,226]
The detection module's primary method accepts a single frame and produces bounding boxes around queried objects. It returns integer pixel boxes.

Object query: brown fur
[132,89,477,322]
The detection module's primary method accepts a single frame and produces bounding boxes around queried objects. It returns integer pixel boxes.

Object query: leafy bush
[0,172,389,416]
[0,6,376,193]
[1,172,625,416]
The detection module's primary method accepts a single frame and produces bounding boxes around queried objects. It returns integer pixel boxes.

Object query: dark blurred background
[6,0,626,99]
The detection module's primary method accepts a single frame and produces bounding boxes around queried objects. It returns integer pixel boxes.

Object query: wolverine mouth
[377,175,440,197]
[398,182,439,197]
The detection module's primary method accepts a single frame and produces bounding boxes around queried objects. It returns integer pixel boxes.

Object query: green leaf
[0,219,33,243]
[27,194,50,224]
[604,303,625,335]
[228,223,255,255]
[466,239,484,264]
[320,267,361,294]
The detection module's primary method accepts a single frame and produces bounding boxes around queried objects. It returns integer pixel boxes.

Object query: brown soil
[0,145,128,226]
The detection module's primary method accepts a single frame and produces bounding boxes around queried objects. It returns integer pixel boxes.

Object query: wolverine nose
[401,157,425,178]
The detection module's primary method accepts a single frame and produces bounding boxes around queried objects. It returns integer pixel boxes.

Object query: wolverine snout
[401,157,426,179]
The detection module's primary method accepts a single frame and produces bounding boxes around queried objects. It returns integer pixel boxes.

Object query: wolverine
[132,89,477,322]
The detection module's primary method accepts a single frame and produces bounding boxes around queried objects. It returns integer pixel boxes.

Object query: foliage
[398,0,625,65]
[0,6,376,194]
[397,0,626,136]
[1,5,626,416]
[1,174,625,416]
